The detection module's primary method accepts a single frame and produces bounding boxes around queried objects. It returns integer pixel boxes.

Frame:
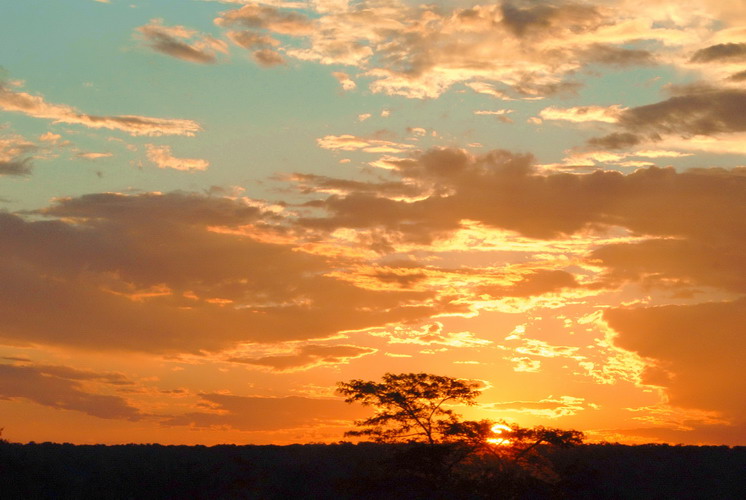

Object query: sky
[0,0,745,447]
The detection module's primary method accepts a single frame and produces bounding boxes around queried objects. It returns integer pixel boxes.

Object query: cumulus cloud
[146,144,209,171]
[227,344,377,371]
[207,0,679,99]
[0,81,201,136]
[0,363,142,420]
[137,19,228,64]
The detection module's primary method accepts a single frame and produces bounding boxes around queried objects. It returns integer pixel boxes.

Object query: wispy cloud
[0,81,201,136]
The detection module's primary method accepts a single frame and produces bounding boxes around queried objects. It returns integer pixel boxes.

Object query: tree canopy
[337,372,481,445]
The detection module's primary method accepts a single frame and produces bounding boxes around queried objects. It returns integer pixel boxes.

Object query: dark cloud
[227,30,278,50]
[298,148,746,246]
[0,157,32,176]
[592,239,746,294]
[228,344,377,371]
[589,89,746,148]
[617,89,746,135]
[216,4,312,35]
[690,42,746,63]
[252,49,285,67]
[137,22,223,64]
[500,2,602,38]
[142,32,217,64]
[727,69,746,81]
[163,393,367,431]
[0,364,142,420]
[587,132,642,149]
[583,44,656,67]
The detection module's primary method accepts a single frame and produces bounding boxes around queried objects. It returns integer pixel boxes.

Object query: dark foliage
[1,441,744,499]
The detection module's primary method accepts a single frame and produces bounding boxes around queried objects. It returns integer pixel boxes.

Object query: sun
[486,423,513,446]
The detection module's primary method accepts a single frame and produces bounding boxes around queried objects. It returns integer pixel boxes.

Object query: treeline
[1,441,744,499]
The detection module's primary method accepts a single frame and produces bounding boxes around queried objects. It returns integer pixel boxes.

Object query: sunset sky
[1,0,745,447]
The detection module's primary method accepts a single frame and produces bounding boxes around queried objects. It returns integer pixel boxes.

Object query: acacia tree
[338,373,585,495]
[337,372,481,445]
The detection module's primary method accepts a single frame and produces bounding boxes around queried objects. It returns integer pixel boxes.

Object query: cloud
[227,344,377,371]
[0,133,37,176]
[372,322,492,348]
[332,71,356,91]
[0,363,142,420]
[316,134,414,154]
[605,299,746,422]
[208,1,675,99]
[163,393,367,431]
[0,158,32,176]
[499,1,603,38]
[137,19,228,64]
[0,80,201,136]
[478,270,581,298]
[146,144,209,171]
[690,42,746,63]
[581,44,656,66]
[252,48,285,66]
[539,105,626,123]
[302,147,746,241]
[589,89,746,149]
[76,152,113,161]
[485,396,588,418]
[295,147,746,303]
[0,191,442,353]
[216,4,313,36]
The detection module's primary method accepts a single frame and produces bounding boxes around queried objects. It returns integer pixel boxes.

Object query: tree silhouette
[337,372,481,445]
[338,372,586,496]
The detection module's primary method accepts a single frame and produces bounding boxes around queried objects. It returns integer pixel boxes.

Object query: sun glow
[486,423,513,446]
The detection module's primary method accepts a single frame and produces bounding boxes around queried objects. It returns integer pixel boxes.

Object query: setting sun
[486,423,514,446]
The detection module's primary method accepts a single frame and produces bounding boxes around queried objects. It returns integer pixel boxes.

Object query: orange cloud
[163,393,367,431]
[209,1,680,99]
[146,144,209,171]
[227,344,377,371]
[0,81,201,136]
[606,299,746,425]
[0,192,445,353]
[0,363,142,420]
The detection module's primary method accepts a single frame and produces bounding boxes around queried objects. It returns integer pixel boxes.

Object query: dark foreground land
[1,441,744,499]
